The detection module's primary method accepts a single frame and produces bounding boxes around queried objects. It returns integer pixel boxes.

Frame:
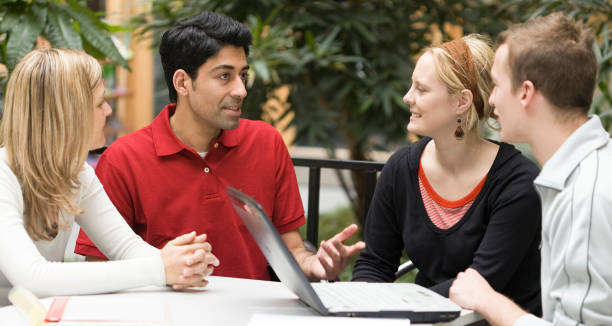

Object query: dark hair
[159,12,252,103]
[498,12,597,115]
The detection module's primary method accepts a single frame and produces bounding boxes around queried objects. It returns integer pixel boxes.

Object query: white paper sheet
[247,313,410,326]
[57,295,169,324]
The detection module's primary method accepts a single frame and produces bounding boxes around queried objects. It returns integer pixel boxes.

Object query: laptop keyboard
[312,282,417,310]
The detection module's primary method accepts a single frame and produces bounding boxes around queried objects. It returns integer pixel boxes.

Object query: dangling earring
[454,118,464,139]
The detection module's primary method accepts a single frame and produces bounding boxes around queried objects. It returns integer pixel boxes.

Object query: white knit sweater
[0,148,165,306]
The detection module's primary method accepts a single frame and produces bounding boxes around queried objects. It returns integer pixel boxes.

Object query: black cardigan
[352,137,542,315]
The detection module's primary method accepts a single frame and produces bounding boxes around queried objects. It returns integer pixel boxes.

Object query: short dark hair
[159,12,252,103]
[498,12,597,115]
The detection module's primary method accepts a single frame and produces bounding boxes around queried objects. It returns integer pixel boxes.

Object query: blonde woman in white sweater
[0,48,218,306]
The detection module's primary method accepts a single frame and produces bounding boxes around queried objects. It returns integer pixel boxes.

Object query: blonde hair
[428,34,495,132]
[0,48,101,241]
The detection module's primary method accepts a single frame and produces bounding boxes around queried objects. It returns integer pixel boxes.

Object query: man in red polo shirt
[75,12,364,282]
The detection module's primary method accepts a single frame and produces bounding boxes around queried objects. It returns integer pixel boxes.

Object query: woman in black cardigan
[352,35,542,315]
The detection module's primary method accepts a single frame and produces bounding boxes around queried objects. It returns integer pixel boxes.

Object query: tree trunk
[348,140,368,227]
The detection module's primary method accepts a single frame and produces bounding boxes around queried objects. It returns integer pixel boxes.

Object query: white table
[0,276,483,325]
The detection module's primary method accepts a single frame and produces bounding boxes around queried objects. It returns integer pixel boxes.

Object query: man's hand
[283,224,365,281]
[449,268,492,310]
[314,224,365,280]
[160,231,219,290]
[450,268,528,326]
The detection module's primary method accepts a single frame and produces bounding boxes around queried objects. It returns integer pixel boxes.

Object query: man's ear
[173,69,191,97]
[519,80,536,110]
[455,89,474,115]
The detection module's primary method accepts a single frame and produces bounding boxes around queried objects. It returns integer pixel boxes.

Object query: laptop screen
[226,186,329,314]
[226,186,461,322]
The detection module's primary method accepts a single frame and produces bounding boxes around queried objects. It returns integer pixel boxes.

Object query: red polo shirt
[75,104,305,280]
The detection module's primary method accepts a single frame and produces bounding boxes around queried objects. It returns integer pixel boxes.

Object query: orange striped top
[418,162,487,229]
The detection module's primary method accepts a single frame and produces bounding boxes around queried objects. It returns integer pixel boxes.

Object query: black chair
[291,157,415,280]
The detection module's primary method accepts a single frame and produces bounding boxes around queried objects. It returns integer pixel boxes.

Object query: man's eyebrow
[210,64,250,72]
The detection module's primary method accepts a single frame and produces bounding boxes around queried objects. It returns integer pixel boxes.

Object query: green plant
[0,0,128,72]
[132,0,512,226]
[133,0,612,228]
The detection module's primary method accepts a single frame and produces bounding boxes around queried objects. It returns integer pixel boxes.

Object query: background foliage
[1,0,610,229]
[0,0,128,71]
[0,0,609,281]
[0,0,129,109]
[134,0,612,227]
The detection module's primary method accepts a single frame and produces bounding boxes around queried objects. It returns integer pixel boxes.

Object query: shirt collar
[535,115,610,191]
[216,125,239,148]
[151,104,240,157]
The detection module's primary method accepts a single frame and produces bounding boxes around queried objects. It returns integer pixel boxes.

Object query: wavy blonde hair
[0,48,101,241]
[428,34,495,132]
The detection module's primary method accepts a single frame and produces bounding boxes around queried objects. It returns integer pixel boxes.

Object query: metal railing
[291,157,385,245]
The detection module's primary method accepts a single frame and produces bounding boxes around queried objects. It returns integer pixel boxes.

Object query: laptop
[226,186,461,322]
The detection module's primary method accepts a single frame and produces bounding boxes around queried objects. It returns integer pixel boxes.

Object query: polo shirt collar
[216,125,239,148]
[152,104,240,157]
[535,115,609,191]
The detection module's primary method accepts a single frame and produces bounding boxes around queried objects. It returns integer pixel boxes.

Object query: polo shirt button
[204,167,210,173]
[214,143,219,149]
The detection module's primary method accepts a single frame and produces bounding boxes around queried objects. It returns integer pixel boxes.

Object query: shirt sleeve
[0,164,165,299]
[514,314,550,326]
[352,152,405,282]
[76,164,158,261]
[75,150,135,258]
[271,130,305,234]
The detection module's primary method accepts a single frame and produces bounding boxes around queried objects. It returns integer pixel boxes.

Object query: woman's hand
[160,232,219,290]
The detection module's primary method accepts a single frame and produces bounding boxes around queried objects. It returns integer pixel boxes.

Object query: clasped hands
[160,231,219,290]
